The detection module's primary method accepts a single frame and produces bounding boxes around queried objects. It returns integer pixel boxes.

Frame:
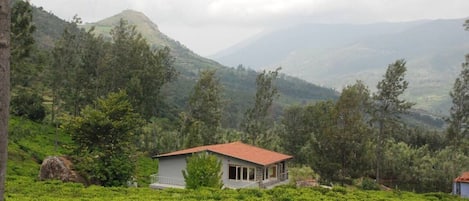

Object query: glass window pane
[269,166,277,178]
[242,167,248,180]
[229,166,236,180]
[249,167,255,181]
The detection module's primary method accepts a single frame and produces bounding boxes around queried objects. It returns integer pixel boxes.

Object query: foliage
[372,59,414,182]
[280,105,313,164]
[10,0,48,125]
[10,88,45,121]
[361,178,380,190]
[242,68,280,146]
[332,81,373,180]
[50,16,87,116]
[446,54,469,145]
[105,19,177,118]
[50,18,177,119]
[11,0,35,60]
[289,166,320,185]
[187,69,222,145]
[135,153,158,187]
[138,118,179,154]
[182,153,222,189]
[11,0,38,88]
[181,116,204,148]
[62,91,145,186]
[5,176,467,201]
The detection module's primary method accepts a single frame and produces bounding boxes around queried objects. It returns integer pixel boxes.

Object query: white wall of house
[454,182,469,198]
[158,155,187,186]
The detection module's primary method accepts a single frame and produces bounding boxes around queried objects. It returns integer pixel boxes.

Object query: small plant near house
[289,166,320,187]
[361,178,380,190]
[182,152,222,189]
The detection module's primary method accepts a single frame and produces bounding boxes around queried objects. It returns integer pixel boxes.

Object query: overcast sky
[29,0,469,56]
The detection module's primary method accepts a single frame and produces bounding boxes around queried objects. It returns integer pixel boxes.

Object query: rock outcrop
[38,156,86,184]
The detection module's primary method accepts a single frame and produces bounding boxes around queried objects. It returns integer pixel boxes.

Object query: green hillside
[31,6,69,49]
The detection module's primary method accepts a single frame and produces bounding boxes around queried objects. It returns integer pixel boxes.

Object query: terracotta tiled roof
[455,172,469,183]
[157,141,293,166]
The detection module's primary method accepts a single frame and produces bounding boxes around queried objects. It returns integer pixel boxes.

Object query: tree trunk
[376,120,382,184]
[0,0,10,200]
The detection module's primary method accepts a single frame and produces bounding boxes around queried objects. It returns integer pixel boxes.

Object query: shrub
[182,152,222,189]
[361,178,380,190]
[289,166,320,186]
[10,90,45,122]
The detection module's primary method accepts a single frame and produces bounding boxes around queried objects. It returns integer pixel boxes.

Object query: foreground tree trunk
[0,0,10,200]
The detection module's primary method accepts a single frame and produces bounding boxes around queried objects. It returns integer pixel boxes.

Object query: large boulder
[38,156,86,184]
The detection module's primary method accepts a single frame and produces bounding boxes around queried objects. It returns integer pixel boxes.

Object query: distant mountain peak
[89,9,159,30]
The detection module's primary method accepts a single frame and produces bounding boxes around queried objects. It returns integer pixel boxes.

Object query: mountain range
[212,19,469,114]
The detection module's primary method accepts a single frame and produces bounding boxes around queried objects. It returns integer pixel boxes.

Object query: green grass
[7,116,72,177]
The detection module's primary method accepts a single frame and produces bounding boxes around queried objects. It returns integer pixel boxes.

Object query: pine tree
[242,68,280,146]
[372,59,414,183]
[11,0,36,88]
[62,91,145,186]
[51,16,84,116]
[334,80,372,181]
[447,55,469,144]
[104,19,176,118]
[188,69,222,145]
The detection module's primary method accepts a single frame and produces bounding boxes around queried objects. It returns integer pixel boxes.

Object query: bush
[182,152,222,189]
[10,90,45,122]
[361,178,380,190]
[289,166,320,186]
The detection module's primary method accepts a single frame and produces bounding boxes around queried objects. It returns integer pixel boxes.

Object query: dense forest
[4,0,469,196]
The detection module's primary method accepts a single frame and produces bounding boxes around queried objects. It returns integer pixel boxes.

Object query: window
[242,167,248,180]
[269,166,277,178]
[229,164,256,181]
[229,166,236,180]
[249,167,255,180]
[264,165,277,180]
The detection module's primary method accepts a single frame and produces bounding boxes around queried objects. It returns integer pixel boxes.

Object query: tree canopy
[62,91,145,186]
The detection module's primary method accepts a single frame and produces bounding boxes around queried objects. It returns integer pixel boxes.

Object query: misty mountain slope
[211,21,426,68]
[212,19,469,114]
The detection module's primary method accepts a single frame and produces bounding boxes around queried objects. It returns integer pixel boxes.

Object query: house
[149,141,293,189]
[453,172,469,198]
